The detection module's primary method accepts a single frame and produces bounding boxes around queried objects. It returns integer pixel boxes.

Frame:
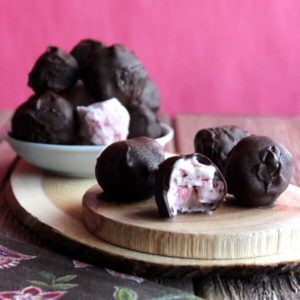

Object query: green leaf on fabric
[56,275,77,283]
[51,283,78,290]
[113,286,138,300]
[40,271,56,282]
[28,280,50,288]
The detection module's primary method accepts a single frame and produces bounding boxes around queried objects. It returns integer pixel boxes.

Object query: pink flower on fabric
[0,285,65,299]
[105,269,145,283]
[72,260,92,269]
[0,245,35,269]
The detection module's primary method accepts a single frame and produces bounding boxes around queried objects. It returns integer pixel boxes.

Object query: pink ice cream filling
[167,156,225,216]
[77,98,130,145]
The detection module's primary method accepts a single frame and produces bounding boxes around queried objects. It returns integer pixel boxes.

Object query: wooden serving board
[82,184,300,260]
[6,159,300,276]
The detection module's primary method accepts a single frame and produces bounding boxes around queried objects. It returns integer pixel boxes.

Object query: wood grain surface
[83,184,300,260]
[0,111,42,244]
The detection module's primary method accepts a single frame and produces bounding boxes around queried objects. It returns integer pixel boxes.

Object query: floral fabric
[0,235,201,300]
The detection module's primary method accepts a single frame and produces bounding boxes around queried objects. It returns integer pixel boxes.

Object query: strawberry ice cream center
[167,156,225,216]
[77,98,130,145]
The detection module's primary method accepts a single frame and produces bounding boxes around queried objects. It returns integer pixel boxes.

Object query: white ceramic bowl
[5,123,174,177]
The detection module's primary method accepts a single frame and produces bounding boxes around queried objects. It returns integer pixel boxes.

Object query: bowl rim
[5,122,174,152]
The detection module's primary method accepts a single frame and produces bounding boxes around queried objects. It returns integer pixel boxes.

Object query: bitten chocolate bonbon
[28,47,79,94]
[194,126,250,173]
[95,137,165,200]
[11,91,76,144]
[155,153,227,218]
[224,135,293,207]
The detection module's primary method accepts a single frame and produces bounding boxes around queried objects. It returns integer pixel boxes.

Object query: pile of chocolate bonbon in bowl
[95,126,293,218]
[11,39,163,146]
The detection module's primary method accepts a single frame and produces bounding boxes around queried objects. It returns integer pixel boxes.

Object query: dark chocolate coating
[28,46,79,94]
[155,153,227,218]
[82,44,160,110]
[11,91,76,144]
[139,78,160,112]
[224,135,293,207]
[70,39,106,70]
[95,137,165,201]
[61,80,95,108]
[127,104,163,139]
[194,126,250,173]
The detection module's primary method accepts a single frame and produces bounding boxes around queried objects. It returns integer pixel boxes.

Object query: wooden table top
[1,110,300,299]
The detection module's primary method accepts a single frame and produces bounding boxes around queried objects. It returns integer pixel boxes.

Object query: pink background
[1,0,300,115]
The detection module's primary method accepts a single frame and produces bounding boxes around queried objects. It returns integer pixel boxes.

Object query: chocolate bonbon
[194,126,250,173]
[139,78,160,112]
[82,44,161,111]
[11,91,76,144]
[71,39,106,70]
[61,80,95,108]
[155,153,227,218]
[96,137,165,200]
[224,135,293,207]
[127,104,163,139]
[28,47,79,94]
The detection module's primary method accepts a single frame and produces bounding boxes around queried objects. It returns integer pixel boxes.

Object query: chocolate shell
[95,137,165,201]
[82,44,160,110]
[194,126,250,173]
[127,104,163,139]
[28,46,79,94]
[70,39,106,70]
[61,80,95,108]
[11,91,76,144]
[155,154,227,218]
[139,78,160,112]
[224,135,293,207]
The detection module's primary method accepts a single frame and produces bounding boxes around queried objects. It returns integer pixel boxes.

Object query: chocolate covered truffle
[96,137,165,200]
[127,104,163,139]
[82,44,160,110]
[28,46,79,94]
[224,135,293,207]
[155,154,227,218]
[71,39,106,70]
[194,126,250,173]
[11,91,76,144]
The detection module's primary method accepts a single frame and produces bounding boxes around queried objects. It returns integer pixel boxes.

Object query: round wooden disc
[6,160,300,275]
[83,184,300,260]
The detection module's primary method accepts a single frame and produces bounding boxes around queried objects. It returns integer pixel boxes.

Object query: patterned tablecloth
[0,234,200,300]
